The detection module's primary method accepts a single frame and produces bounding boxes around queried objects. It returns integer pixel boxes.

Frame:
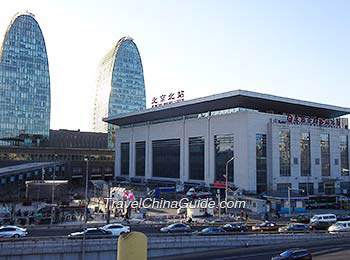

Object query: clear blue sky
[0,0,349,131]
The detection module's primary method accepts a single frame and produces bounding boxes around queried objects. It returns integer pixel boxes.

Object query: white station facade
[105,90,350,196]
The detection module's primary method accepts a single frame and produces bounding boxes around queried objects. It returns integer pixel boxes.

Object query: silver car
[0,226,28,238]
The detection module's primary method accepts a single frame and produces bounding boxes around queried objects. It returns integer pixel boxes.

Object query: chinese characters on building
[287,114,341,128]
[151,90,185,108]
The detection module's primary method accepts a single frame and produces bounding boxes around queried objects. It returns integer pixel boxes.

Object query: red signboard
[287,114,340,128]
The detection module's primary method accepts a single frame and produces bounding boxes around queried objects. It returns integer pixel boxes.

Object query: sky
[0,0,349,131]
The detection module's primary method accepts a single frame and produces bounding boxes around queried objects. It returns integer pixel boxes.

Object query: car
[336,215,350,221]
[0,226,28,238]
[310,214,336,224]
[222,223,248,232]
[252,222,278,232]
[271,248,312,260]
[200,227,225,233]
[101,224,130,236]
[290,215,311,224]
[160,223,191,233]
[68,228,112,239]
[177,207,187,215]
[328,221,350,233]
[278,223,309,233]
[186,188,196,197]
[308,221,331,231]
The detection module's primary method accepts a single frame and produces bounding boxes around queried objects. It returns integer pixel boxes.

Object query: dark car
[160,223,191,233]
[252,222,279,232]
[271,248,312,260]
[200,227,225,233]
[290,215,311,224]
[222,223,248,232]
[308,221,331,231]
[279,223,309,233]
[336,215,350,221]
[68,228,112,239]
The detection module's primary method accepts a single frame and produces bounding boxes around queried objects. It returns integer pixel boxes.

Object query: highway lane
[165,237,350,260]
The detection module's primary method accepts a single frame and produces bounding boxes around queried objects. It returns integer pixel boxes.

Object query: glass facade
[214,134,234,181]
[189,136,205,180]
[320,134,330,176]
[152,139,180,178]
[0,13,50,146]
[135,141,145,176]
[276,183,291,194]
[300,132,311,176]
[340,135,349,175]
[279,131,291,176]
[120,142,130,175]
[256,134,267,194]
[93,36,146,148]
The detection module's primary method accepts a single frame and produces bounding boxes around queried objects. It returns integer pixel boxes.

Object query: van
[310,214,336,224]
[328,221,350,233]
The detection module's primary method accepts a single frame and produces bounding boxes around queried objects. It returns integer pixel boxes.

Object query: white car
[102,224,130,236]
[186,188,196,197]
[0,226,28,238]
[328,221,350,233]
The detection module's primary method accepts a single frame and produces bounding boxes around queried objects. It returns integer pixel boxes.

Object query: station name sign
[151,90,185,108]
[287,114,341,128]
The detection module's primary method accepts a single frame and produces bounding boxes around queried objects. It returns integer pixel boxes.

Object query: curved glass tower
[0,12,50,146]
[93,36,146,148]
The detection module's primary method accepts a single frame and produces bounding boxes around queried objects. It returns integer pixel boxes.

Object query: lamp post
[82,156,89,260]
[288,187,304,215]
[50,154,58,225]
[224,157,235,215]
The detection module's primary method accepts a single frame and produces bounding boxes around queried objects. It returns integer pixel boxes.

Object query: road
[164,237,350,260]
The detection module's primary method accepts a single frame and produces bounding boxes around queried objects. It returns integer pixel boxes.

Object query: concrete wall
[1,233,350,260]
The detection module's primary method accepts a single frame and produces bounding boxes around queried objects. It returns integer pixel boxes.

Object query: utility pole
[288,187,304,215]
[50,155,57,225]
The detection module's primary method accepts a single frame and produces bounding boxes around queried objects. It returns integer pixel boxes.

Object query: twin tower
[0,12,146,148]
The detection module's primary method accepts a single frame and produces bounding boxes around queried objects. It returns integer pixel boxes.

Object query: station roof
[104,89,350,126]
[0,162,62,177]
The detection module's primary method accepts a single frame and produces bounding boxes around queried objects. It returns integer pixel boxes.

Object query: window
[152,139,180,178]
[256,134,267,194]
[299,183,314,195]
[279,131,291,176]
[277,183,291,194]
[120,142,130,175]
[300,132,311,176]
[189,137,205,180]
[340,135,349,175]
[214,134,234,181]
[135,141,146,176]
[320,134,330,176]
[318,182,325,193]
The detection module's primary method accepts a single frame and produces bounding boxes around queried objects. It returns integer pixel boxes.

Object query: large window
[300,132,311,176]
[320,134,330,176]
[189,137,205,180]
[214,135,234,181]
[340,135,349,175]
[135,141,146,176]
[152,139,180,178]
[276,183,291,194]
[279,131,291,176]
[299,183,314,195]
[256,134,267,194]
[120,142,130,175]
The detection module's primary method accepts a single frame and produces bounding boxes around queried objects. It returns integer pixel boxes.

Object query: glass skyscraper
[0,12,50,146]
[93,36,146,148]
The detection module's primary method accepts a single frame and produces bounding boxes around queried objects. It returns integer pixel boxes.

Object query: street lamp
[288,187,304,215]
[50,154,58,225]
[82,156,89,260]
[224,157,235,214]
